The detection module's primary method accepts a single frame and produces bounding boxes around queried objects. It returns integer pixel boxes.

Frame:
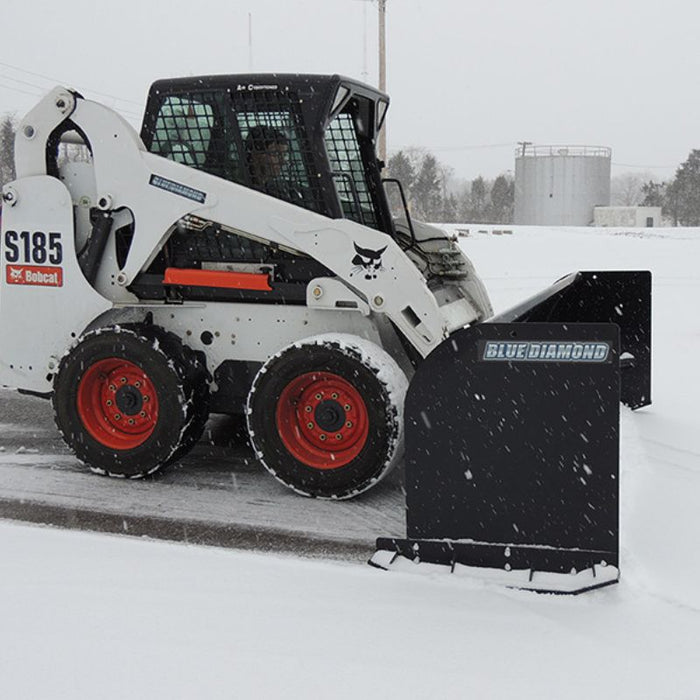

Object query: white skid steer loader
[0,75,650,592]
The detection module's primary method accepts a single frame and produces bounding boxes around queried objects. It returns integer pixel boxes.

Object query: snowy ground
[2,224,699,699]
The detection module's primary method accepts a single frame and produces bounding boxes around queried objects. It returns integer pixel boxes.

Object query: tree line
[388,147,700,227]
[386,148,514,224]
[610,153,700,226]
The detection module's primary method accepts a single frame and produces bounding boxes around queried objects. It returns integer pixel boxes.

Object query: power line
[1,69,142,118]
[433,142,516,152]
[391,142,516,152]
[0,77,141,122]
[0,71,48,94]
[0,58,144,108]
[0,79,43,99]
[612,161,676,170]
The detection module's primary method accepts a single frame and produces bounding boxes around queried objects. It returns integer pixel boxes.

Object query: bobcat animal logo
[351,243,387,280]
[9,267,23,282]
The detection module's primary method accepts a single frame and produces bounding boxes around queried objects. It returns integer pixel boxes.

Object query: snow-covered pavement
[1,518,698,699]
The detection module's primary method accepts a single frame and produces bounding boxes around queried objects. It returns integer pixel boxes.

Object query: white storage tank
[514,145,611,226]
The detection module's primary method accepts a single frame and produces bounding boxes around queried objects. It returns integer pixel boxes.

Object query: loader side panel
[0,176,111,392]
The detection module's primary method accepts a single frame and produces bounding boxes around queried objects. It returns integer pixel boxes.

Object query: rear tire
[52,325,207,478]
[246,334,408,499]
[136,325,210,460]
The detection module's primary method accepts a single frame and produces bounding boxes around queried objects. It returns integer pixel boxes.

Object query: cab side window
[153,96,213,167]
[150,93,241,182]
[325,103,378,229]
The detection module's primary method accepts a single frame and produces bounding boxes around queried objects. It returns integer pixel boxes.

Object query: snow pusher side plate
[372,322,621,594]
[491,271,651,410]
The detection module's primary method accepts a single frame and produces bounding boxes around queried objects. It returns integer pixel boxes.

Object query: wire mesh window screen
[151,93,240,181]
[325,112,377,229]
[149,89,325,213]
[234,90,323,212]
[152,96,213,167]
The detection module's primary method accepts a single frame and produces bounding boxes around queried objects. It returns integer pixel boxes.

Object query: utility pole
[518,141,533,157]
[248,13,253,72]
[354,0,388,163]
[361,2,369,82]
[377,0,387,163]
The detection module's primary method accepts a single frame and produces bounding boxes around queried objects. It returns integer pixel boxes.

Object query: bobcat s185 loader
[0,75,650,593]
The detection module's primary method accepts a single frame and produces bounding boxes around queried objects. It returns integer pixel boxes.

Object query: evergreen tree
[0,115,16,188]
[470,176,489,223]
[386,150,416,216]
[456,182,473,223]
[664,179,681,226]
[490,174,514,224]
[667,150,700,225]
[413,153,443,221]
[387,150,416,192]
[640,180,666,207]
[440,192,458,223]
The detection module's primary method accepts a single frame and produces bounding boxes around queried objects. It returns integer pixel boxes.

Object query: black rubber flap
[403,322,620,567]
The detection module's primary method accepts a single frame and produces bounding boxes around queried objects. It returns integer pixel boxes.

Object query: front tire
[246,334,408,499]
[52,325,204,478]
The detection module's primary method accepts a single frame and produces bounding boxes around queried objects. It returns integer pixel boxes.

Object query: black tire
[52,324,206,478]
[246,335,407,499]
[136,325,210,460]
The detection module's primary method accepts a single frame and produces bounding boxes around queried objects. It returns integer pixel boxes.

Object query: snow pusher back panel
[373,322,622,594]
[372,271,651,592]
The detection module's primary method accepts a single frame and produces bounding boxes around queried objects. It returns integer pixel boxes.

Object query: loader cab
[140,74,393,235]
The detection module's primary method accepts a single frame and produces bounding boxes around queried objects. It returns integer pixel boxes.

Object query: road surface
[0,388,405,562]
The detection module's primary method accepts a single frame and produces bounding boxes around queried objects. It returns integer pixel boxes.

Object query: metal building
[593,206,662,228]
[514,145,611,226]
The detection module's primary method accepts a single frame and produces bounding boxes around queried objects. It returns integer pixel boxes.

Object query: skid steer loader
[0,75,650,592]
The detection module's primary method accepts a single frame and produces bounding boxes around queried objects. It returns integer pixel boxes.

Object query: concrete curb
[0,497,375,563]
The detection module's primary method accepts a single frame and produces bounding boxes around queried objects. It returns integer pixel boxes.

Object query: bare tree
[610,172,652,206]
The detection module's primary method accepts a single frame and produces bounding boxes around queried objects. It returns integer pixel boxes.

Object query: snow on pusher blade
[371,321,623,594]
[490,271,651,409]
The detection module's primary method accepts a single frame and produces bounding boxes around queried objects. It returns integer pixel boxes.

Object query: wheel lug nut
[121,377,127,384]
[335,433,342,440]
[140,411,146,418]
[331,392,339,399]
[106,400,113,406]
[307,422,314,429]
[344,404,351,411]
[305,406,312,413]
[319,434,327,441]
[346,421,352,428]
[143,396,150,402]
[315,393,322,400]
[128,419,135,425]
[114,414,121,420]
[134,381,141,388]
[109,384,116,392]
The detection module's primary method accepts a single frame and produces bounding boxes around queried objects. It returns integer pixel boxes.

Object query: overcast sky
[0,0,697,182]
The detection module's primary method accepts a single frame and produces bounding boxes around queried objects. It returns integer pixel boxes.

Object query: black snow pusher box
[371,271,651,594]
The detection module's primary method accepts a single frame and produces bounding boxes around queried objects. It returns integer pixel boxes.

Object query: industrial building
[514,145,611,226]
[593,206,662,228]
